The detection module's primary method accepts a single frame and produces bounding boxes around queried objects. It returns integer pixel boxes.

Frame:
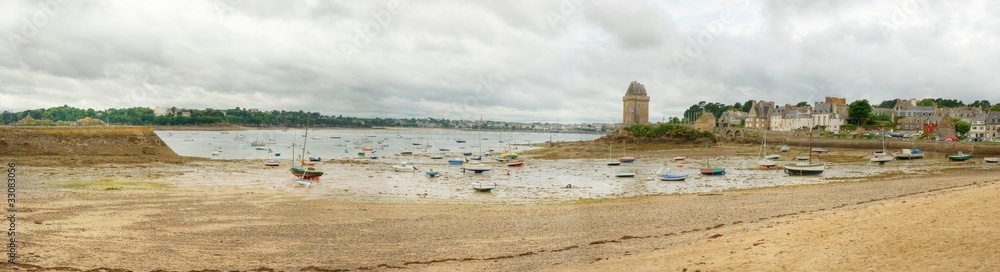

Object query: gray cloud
[1,0,998,123]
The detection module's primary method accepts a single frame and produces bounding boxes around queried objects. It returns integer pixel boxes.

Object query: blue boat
[462,152,473,156]
[426,170,439,177]
[448,158,464,165]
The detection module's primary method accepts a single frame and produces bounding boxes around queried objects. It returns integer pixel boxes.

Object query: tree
[741,100,754,112]
[876,100,897,108]
[955,120,971,135]
[970,100,991,109]
[848,99,873,125]
[989,105,1000,113]
[916,98,935,107]
[795,101,809,107]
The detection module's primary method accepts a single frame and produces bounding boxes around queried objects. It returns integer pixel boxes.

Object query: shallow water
[156,129,599,160]
[154,142,985,204]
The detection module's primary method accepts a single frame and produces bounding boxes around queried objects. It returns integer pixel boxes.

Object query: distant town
[3,81,999,140]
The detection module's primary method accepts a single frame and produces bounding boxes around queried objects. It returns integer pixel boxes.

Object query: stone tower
[622,81,650,125]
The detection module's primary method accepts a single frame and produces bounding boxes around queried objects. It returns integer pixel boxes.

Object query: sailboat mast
[705,141,710,168]
[301,120,309,164]
[808,128,813,164]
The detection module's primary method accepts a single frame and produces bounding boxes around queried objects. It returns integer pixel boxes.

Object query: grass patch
[58,179,170,190]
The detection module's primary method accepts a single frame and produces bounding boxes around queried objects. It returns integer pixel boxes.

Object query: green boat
[948,151,973,161]
[290,166,324,179]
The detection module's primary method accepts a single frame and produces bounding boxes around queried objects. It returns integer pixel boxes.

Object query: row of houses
[716,97,849,132]
[704,97,1000,140]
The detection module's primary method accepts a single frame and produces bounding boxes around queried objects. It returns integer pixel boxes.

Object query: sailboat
[463,117,491,174]
[785,128,825,175]
[656,165,687,181]
[606,142,621,166]
[618,140,636,163]
[870,128,894,163]
[699,141,725,175]
[290,121,324,181]
[757,131,778,168]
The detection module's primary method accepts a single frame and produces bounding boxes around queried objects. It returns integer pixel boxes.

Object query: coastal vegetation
[621,123,714,140]
[0,105,596,131]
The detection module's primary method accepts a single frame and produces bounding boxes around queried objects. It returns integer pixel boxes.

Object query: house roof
[625,81,647,95]
[813,103,833,113]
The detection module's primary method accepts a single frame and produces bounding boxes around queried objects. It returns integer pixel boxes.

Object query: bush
[624,124,714,140]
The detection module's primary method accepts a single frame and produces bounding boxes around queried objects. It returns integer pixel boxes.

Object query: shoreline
[5,155,998,271]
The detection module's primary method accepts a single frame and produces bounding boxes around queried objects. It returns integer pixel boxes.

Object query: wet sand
[3,145,999,271]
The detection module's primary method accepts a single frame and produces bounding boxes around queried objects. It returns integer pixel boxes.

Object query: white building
[152,106,172,116]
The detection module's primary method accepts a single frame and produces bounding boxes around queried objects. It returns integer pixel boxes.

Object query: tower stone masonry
[622,81,649,125]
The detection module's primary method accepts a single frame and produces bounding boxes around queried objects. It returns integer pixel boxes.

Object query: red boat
[506,160,524,167]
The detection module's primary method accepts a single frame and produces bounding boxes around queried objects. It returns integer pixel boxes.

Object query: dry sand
[554,180,1000,271]
[1,151,999,271]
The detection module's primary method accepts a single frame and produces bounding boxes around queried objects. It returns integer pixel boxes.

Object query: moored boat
[505,160,524,167]
[699,168,725,175]
[656,166,687,181]
[948,151,973,161]
[614,169,636,178]
[893,149,923,160]
[786,129,824,176]
[784,162,825,175]
[985,157,999,163]
[472,181,496,192]
[393,162,416,172]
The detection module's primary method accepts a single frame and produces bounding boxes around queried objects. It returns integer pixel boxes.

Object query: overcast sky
[1,0,997,123]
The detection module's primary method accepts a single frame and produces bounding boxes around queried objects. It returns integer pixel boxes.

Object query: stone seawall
[0,126,179,157]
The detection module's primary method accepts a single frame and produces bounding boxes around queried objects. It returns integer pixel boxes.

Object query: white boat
[758,131,778,168]
[780,146,789,152]
[672,156,686,161]
[429,154,444,159]
[392,162,416,172]
[795,155,810,160]
[606,142,621,166]
[986,157,999,163]
[870,128,894,163]
[655,166,687,181]
[614,169,636,178]
[463,117,491,174]
[463,162,491,173]
[764,154,780,160]
[785,128,824,176]
[472,181,496,192]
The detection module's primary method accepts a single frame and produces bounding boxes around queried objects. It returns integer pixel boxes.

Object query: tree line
[0,105,451,128]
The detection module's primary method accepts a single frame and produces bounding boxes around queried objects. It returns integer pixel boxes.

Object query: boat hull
[948,155,972,161]
[699,168,725,175]
[659,174,687,181]
[290,166,324,179]
[618,157,636,163]
[784,164,824,176]
[472,182,495,192]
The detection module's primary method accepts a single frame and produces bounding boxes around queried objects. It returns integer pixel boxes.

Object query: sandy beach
[3,143,1000,271]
